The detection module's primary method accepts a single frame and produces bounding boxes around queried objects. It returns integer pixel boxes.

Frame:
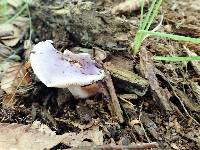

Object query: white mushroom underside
[30,40,104,88]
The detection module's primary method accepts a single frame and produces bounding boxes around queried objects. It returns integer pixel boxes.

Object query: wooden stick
[75,142,159,150]
[104,71,124,123]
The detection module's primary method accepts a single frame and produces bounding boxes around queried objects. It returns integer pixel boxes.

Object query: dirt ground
[0,0,200,149]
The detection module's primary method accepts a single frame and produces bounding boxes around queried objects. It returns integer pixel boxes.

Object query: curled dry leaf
[0,45,22,86]
[0,17,28,47]
[112,0,150,15]
[0,24,21,47]
[1,61,31,94]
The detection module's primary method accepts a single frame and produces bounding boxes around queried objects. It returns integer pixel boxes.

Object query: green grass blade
[138,30,200,44]
[134,0,163,54]
[2,3,27,24]
[0,0,8,20]
[141,0,157,30]
[139,0,145,29]
[145,0,162,31]
[153,56,200,61]
[133,34,142,54]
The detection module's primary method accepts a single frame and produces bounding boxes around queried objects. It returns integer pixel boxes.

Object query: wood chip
[139,47,172,112]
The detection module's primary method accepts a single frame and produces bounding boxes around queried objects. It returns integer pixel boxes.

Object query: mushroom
[30,40,105,98]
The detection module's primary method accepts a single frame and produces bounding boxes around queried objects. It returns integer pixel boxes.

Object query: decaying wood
[104,71,124,123]
[104,62,149,96]
[75,142,159,150]
[140,113,158,140]
[174,88,200,113]
[139,47,172,112]
[154,68,200,125]
[33,1,135,51]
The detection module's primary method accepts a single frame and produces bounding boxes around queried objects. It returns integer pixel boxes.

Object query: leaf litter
[0,0,200,149]
[0,122,103,150]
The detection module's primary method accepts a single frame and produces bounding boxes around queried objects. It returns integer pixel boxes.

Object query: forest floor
[0,0,199,149]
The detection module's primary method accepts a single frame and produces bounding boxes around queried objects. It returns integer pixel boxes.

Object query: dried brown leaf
[0,17,28,47]
[0,123,67,150]
[0,30,14,37]
[13,16,29,29]
[0,24,21,46]
[0,44,12,64]
[0,123,104,149]
[1,61,31,94]
[62,126,104,147]
[0,61,10,80]
[112,0,150,15]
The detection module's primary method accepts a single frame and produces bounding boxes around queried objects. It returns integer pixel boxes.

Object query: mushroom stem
[68,83,100,99]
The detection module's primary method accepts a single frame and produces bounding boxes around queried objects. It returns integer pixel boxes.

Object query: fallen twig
[75,142,159,150]
[104,69,124,123]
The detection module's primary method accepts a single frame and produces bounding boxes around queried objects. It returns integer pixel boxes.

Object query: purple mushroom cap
[30,40,105,88]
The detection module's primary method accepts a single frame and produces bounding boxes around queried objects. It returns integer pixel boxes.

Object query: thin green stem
[3,3,27,24]
[134,0,163,54]
[145,0,162,31]
[153,56,200,61]
[138,30,200,44]
[139,0,145,29]
[141,0,157,30]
